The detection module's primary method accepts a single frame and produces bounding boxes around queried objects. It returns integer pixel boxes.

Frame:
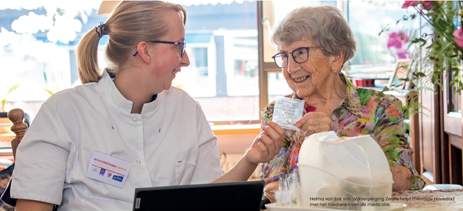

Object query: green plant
[0,83,20,112]
[401,1,463,92]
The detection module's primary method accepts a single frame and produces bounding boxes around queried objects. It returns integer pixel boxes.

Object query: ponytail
[77,26,105,83]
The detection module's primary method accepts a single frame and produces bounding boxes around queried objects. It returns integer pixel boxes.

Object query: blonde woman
[11,1,284,210]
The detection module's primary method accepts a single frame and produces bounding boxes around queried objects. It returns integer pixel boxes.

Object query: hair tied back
[95,23,108,38]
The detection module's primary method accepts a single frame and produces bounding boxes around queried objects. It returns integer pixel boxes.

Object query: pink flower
[402,0,419,9]
[398,31,409,43]
[453,28,463,48]
[387,31,409,49]
[387,38,403,49]
[421,1,433,10]
[387,31,410,59]
[396,49,410,59]
[402,0,432,10]
[387,32,399,48]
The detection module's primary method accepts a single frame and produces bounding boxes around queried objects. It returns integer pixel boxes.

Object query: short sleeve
[190,103,223,183]
[11,99,71,205]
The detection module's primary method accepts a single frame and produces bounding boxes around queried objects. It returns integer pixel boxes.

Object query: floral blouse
[260,76,424,191]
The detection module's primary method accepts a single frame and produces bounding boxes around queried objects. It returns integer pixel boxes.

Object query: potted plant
[401,0,463,92]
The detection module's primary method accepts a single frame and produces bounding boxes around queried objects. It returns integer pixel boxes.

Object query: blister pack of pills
[272,97,304,131]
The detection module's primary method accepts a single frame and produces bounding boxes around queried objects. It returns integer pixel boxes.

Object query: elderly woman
[261,6,424,201]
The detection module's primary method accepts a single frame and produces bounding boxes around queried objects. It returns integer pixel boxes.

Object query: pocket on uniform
[175,156,197,185]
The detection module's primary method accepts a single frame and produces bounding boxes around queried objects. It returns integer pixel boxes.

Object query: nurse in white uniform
[11,1,285,211]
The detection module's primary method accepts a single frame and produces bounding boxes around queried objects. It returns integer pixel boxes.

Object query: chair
[0,108,28,208]
[7,109,28,157]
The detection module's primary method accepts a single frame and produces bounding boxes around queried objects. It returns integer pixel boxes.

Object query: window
[0,1,260,124]
[173,2,259,123]
[191,47,208,76]
[0,1,105,118]
[0,0,422,126]
[346,0,419,83]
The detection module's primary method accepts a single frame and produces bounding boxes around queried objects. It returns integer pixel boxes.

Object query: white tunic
[11,72,223,211]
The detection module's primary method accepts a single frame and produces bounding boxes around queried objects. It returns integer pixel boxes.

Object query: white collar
[97,71,160,115]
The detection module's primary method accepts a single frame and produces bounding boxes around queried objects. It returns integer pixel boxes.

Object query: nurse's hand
[244,122,285,165]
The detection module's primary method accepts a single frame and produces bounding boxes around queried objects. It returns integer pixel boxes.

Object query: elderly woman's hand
[391,165,411,192]
[263,181,279,202]
[244,122,285,165]
[295,111,332,136]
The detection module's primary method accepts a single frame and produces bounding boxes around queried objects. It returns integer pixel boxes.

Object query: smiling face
[278,39,342,100]
[147,10,190,92]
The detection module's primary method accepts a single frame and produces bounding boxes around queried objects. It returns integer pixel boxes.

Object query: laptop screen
[133,180,264,211]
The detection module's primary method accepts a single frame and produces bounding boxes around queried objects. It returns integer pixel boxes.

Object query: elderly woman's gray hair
[272,6,356,63]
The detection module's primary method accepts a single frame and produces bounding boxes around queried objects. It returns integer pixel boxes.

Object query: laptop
[133,180,264,211]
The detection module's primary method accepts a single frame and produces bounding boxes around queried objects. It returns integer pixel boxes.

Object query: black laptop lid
[133,180,264,211]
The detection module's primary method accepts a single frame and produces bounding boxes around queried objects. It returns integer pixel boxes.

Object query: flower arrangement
[401,0,463,92]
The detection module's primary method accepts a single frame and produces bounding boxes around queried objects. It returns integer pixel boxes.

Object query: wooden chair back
[0,108,28,208]
[7,108,28,158]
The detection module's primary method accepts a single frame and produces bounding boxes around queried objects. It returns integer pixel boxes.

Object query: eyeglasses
[133,40,186,57]
[272,46,318,68]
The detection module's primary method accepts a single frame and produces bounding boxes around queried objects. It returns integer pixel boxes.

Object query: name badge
[87,151,130,188]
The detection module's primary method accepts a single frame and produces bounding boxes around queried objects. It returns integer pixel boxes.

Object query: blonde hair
[77,1,186,83]
[272,6,355,64]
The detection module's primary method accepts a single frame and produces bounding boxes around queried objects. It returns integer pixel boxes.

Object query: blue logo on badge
[112,175,123,182]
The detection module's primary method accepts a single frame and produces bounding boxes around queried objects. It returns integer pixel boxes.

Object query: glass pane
[268,71,292,103]
[0,1,260,124]
[449,72,462,113]
[0,1,105,118]
[345,0,421,90]
[451,89,462,113]
[348,0,418,68]
[172,2,259,123]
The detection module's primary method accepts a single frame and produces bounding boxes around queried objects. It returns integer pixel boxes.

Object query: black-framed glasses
[133,40,186,57]
[272,46,317,68]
